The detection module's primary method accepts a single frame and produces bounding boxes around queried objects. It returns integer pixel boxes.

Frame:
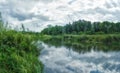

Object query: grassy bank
[40,34,120,52]
[40,34,120,44]
[0,30,43,73]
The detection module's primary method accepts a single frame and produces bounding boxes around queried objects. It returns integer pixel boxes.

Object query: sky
[0,0,120,32]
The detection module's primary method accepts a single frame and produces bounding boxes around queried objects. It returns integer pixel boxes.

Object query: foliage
[40,34,120,44]
[41,20,120,35]
[42,37,120,53]
[40,34,120,53]
[0,19,43,73]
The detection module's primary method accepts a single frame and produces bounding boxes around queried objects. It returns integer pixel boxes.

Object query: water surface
[38,41,120,73]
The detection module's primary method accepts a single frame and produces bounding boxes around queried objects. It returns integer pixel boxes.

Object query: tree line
[41,20,120,35]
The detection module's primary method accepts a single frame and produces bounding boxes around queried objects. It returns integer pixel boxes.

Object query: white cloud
[0,0,120,32]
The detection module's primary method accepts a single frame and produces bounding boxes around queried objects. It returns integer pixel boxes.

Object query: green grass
[0,30,43,73]
[41,34,120,52]
[40,34,120,44]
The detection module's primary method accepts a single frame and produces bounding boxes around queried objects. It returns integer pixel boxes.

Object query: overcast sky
[0,0,120,31]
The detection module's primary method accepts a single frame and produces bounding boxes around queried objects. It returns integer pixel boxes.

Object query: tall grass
[0,22,43,73]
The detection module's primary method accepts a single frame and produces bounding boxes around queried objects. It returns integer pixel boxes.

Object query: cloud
[0,0,120,32]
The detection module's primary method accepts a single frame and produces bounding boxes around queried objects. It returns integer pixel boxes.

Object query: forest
[41,20,120,35]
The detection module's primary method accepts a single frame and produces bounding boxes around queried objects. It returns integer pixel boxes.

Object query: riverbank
[39,34,120,52]
[0,30,43,73]
[40,34,120,44]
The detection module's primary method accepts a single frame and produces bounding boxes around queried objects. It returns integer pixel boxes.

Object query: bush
[0,30,43,73]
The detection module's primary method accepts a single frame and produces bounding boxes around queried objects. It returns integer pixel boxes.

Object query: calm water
[38,41,120,73]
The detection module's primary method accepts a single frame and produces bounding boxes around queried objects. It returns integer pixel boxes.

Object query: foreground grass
[0,30,43,73]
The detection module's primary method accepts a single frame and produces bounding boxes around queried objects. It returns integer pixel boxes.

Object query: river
[37,41,120,73]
